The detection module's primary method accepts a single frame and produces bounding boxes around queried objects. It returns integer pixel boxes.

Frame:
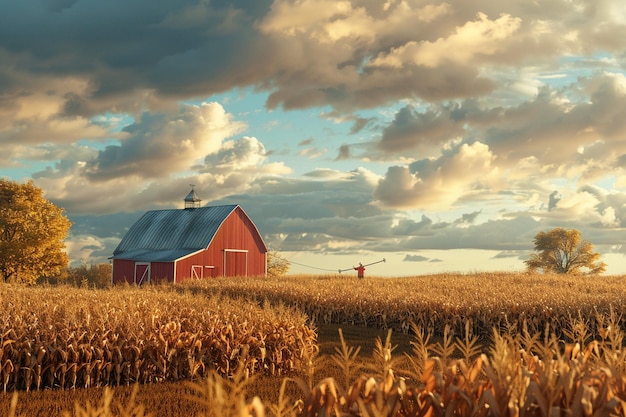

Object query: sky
[1,0,626,276]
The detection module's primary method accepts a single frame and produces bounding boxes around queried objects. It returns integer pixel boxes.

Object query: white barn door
[134,262,150,285]
[191,265,203,279]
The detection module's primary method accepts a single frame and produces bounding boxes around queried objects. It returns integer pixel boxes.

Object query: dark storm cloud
[0,0,274,113]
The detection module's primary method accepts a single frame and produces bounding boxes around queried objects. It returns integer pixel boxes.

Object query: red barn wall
[150,262,174,284]
[112,259,136,284]
[174,207,266,282]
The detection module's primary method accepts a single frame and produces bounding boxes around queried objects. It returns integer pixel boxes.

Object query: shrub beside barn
[111,190,267,284]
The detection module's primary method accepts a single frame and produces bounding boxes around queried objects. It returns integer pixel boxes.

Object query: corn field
[5,312,626,417]
[293,317,626,417]
[182,273,626,340]
[4,272,626,416]
[0,284,316,392]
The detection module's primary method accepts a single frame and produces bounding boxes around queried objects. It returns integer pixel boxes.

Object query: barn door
[191,265,202,279]
[223,249,248,276]
[134,263,150,285]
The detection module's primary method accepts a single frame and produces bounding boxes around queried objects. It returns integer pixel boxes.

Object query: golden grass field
[2,272,626,416]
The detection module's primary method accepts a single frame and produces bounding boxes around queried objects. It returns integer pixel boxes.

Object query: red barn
[111,195,267,284]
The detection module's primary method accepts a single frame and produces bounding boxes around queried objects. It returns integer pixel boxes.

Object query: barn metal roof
[112,204,242,262]
[112,248,200,262]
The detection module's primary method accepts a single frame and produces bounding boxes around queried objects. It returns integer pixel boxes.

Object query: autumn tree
[64,263,112,288]
[267,251,290,277]
[525,227,606,274]
[0,180,72,283]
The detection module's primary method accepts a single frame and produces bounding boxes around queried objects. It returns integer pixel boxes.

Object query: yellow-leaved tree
[525,227,606,274]
[267,251,290,277]
[0,180,72,283]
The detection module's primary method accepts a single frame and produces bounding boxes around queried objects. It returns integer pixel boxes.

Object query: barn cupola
[184,185,202,209]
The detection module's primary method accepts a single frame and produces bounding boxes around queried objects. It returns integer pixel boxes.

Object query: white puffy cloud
[260,0,452,44]
[374,142,499,209]
[83,102,245,180]
[32,112,288,215]
[65,235,119,267]
[369,13,522,68]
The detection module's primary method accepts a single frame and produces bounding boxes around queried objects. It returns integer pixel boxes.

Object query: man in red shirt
[354,262,366,279]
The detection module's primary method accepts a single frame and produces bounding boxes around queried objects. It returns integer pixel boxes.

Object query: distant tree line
[45,263,113,288]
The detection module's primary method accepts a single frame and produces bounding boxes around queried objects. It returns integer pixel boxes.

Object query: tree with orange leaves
[0,180,72,283]
[525,227,606,274]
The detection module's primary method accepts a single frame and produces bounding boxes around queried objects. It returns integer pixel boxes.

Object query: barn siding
[150,262,174,284]
[175,251,215,282]
[112,259,136,284]
[173,207,266,282]
[224,251,248,276]
[207,207,266,277]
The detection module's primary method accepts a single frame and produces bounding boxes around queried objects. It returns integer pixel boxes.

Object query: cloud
[34,150,290,216]
[374,141,499,209]
[2,0,625,121]
[403,254,430,262]
[369,13,522,68]
[548,191,561,211]
[368,72,626,170]
[31,112,288,216]
[454,210,482,225]
[65,234,119,267]
[546,187,620,228]
[336,144,351,160]
[378,104,466,154]
[492,250,526,260]
[82,102,246,180]
[401,215,540,251]
[479,74,626,168]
